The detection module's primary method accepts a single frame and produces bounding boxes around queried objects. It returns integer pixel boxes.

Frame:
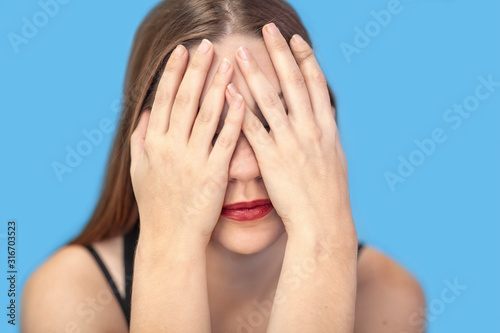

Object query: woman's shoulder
[21,240,127,333]
[355,245,426,332]
[357,245,421,287]
[23,244,100,295]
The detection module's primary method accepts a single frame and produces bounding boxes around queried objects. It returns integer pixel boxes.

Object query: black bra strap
[358,242,364,257]
[88,221,362,328]
[123,220,140,327]
[84,245,128,319]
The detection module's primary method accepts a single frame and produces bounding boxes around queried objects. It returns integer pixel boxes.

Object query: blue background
[1,0,499,331]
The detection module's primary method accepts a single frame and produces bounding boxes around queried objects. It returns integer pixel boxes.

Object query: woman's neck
[206,232,288,307]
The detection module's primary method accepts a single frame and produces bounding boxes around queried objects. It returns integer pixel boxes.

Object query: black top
[84,222,139,327]
[84,221,364,328]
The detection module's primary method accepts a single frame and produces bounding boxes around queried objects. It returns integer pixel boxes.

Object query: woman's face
[187,35,287,255]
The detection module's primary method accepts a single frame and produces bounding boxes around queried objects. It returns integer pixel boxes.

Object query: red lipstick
[221,199,274,221]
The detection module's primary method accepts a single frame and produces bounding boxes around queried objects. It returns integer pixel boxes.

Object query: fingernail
[198,39,212,54]
[237,46,251,61]
[265,23,279,35]
[292,34,306,45]
[218,58,231,73]
[227,83,238,97]
[232,94,243,109]
[172,45,185,58]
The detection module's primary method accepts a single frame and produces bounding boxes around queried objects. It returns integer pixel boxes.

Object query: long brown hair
[67,0,337,245]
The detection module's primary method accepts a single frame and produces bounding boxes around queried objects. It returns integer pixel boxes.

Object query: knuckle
[196,108,212,124]
[311,69,327,86]
[168,113,183,130]
[189,57,205,71]
[143,137,156,154]
[216,134,232,149]
[183,159,196,174]
[154,90,173,105]
[224,112,240,126]
[246,117,262,133]
[309,124,323,142]
[295,48,314,65]
[164,60,178,73]
[287,70,306,88]
[174,91,192,107]
[261,91,281,109]
[273,40,290,52]
[271,114,286,129]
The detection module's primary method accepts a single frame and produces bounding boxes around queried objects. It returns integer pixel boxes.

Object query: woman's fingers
[189,58,234,157]
[208,91,245,169]
[334,121,349,177]
[148,45,188,136]
[226,83,277,163]
[234,46,295,148]
[130,109,151,175]
[261,23,315,128]
[289,33,334,129]
[168,39,214,144]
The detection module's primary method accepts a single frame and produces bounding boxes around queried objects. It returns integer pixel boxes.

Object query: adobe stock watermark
[401,277,467,333]
[7,0,72,54]
[51,98,121,182]
[385,74,499,192]
[340,0,411,63]
[43,287,114,333]
[233,238,346,333]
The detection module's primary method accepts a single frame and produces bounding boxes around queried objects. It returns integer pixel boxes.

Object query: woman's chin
[209,213,286,255]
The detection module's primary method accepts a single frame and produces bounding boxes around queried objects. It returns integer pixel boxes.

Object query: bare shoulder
[355,246,426,333]
[21,244,127,333]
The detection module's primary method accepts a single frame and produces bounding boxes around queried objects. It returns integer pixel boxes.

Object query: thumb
[130,109,151,176]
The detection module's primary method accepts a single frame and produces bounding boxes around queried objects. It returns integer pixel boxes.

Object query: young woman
[21,0,426,332]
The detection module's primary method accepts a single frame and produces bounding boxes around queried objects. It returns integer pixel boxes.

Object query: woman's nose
[227,132,262,183]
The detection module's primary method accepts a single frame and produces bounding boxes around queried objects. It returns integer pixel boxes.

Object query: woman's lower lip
[221,204,274,221]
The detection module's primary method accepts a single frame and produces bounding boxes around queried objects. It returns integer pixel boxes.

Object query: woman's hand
[129,39,245,246]
[226,25,358,332]
[229,23,356,243]
[129,39,243,332]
